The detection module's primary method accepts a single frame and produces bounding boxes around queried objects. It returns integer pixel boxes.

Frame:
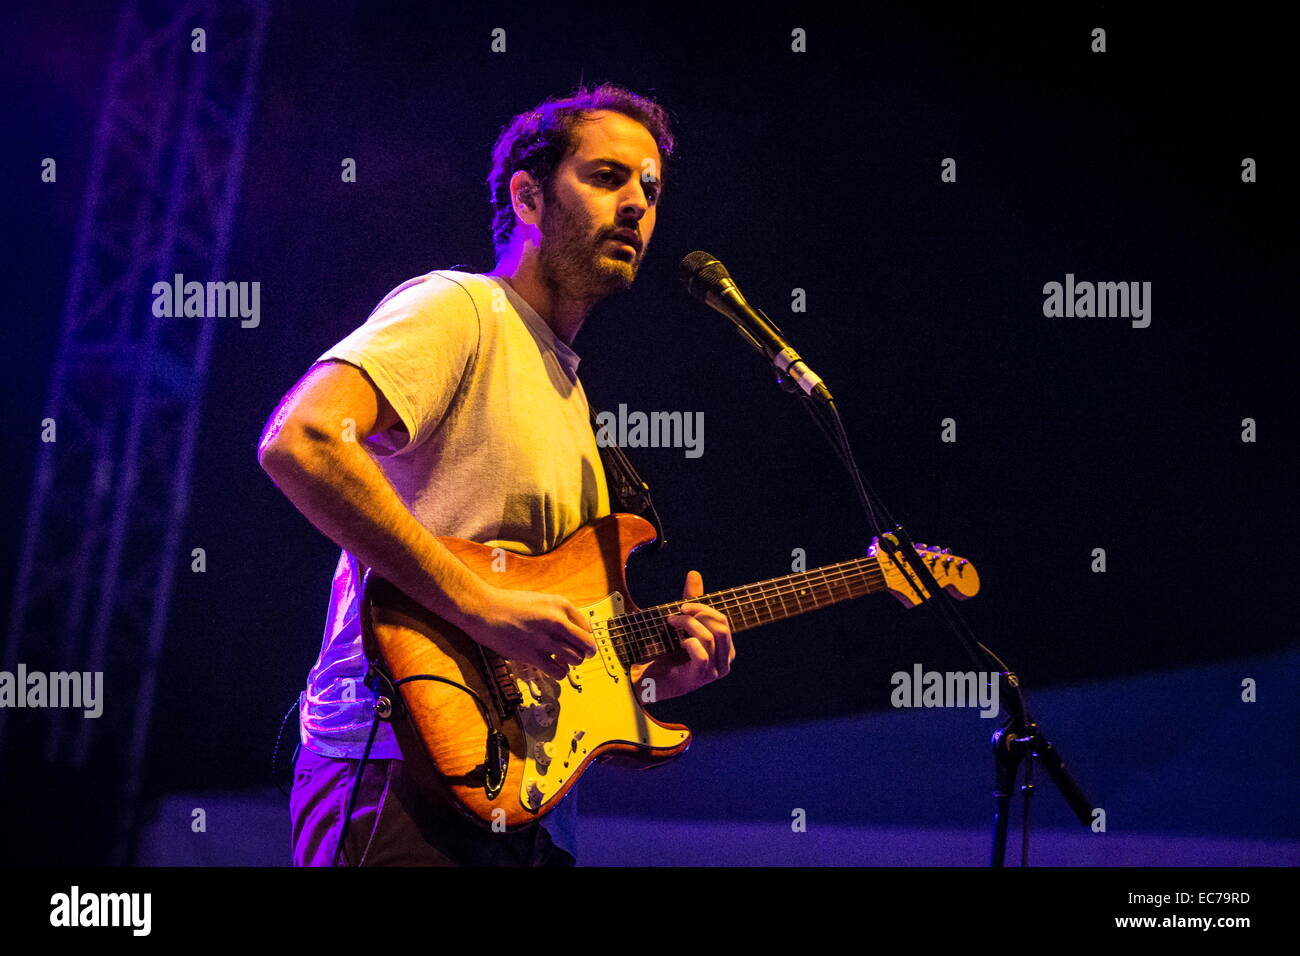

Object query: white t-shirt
[298,269,611,856]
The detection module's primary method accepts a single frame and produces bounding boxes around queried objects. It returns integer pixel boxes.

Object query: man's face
[534,109,662,298]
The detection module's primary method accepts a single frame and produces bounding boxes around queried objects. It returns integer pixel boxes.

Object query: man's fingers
[678,603,728,627]
[712,629,732,676]
[671,616,718,678]
[675,604,732,674]
[680,636,712,673]
[534,653,569,680]
[553,623,595,662]
[681,569,703,600]
[550,642,584,667]
[562,599,593,634]
[556,601,597,658]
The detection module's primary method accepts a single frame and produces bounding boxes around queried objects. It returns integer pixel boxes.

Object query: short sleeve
[315,273,480,456]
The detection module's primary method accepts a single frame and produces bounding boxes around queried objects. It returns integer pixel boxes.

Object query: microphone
[678,251,833,403]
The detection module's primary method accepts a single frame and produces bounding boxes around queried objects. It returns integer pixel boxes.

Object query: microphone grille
[678,251,731,300]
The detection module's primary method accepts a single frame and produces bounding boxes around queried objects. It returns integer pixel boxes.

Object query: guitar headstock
[869,537,981,607]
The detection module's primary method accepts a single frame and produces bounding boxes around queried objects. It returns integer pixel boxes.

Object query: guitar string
[605,556,883,660]
[648,547,965,628]
[618,567,884,648]
[610,583,883,664]
[628,559,880,629]
[600,559,894,665]
[512,560,889,688]
[504,552,963,685]
[632,560,888,622]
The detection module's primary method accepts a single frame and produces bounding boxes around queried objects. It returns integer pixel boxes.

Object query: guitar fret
[607,555,892,666]
[746,584,769,626]
[831,565,850,604]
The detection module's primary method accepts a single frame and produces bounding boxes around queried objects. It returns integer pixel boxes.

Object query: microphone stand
[768,340,1094,866]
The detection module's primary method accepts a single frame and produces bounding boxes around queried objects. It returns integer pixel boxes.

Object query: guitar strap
[589,404,667,552]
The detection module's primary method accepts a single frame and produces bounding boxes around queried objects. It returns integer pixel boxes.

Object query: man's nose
[619,185,651,219]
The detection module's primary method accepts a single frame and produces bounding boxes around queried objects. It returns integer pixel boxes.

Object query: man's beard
[537,192,639,300]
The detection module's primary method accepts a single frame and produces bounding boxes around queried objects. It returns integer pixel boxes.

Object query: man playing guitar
[258,84,734,866]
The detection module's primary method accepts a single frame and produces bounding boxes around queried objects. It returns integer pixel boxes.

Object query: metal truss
[2,0,269,863]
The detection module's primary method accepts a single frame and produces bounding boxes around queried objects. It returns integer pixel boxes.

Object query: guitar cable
[389,671,509,789]
[270,695,302,798]
[330,663,509,867]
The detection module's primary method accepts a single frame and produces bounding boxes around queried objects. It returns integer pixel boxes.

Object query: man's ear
[510,171,540,219]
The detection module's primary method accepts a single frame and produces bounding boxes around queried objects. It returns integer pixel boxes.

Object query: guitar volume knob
[526,781,546,809]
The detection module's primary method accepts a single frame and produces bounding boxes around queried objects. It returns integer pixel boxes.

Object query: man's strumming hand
[459,586,597,681]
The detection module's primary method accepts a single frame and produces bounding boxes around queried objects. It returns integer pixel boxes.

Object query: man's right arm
[256,360,593,678]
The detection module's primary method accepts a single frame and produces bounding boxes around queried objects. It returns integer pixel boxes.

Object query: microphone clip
[757,308,834,403]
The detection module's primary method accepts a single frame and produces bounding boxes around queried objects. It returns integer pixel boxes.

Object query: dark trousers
[289,745,575,867]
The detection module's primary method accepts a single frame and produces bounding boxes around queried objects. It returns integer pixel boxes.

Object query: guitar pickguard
[511,590,688,813]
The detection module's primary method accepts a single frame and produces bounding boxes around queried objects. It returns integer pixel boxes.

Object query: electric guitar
[359,513,980,830]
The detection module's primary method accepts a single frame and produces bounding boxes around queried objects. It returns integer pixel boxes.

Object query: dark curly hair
[487,83,675,256]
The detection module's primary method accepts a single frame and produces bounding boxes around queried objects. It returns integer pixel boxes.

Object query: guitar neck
[611,555,887,666]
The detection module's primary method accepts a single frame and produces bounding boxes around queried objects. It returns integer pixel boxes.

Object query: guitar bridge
[483,646,521,718]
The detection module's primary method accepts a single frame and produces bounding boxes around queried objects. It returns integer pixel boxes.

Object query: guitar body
[359,513,690,831]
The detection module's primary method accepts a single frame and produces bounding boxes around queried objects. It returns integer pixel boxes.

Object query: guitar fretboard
[608,555,887,666]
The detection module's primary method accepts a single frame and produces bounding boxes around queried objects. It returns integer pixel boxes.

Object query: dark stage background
[1,2,1293,866]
